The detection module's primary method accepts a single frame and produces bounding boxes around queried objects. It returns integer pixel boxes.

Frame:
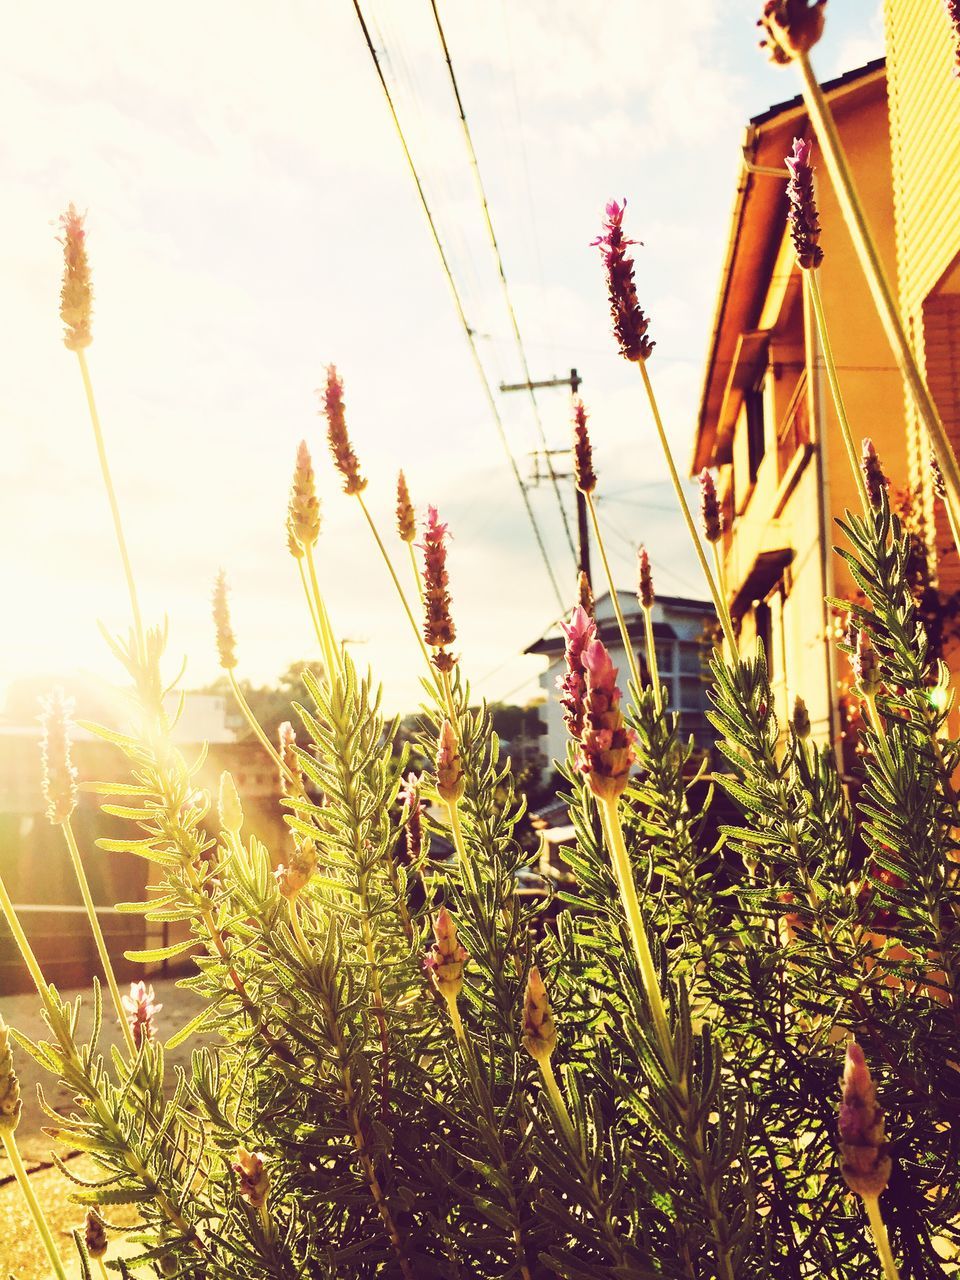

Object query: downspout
[806,279,843,756]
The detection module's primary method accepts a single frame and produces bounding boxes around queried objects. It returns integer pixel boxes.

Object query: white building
[525,590,716,774]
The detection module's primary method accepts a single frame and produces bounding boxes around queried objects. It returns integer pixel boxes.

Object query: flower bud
[84,1210,108,1260]
[425,906,468,1001]
[785,137,824,269]
[792,695,811,740]
[698,469,722,543]
[419,506,457,673]
[435,720,464,804]
[321,365,366,496]
[40,688,78,826]
[931,452,947,502]
[637,546,654,609]
[572,399,596,494]
[592,200,654,362]
[288,441,321,553]
[278,721,303,797]
[838,1041,891,1199]
[577,638,636,801]
[276,839,318,900]
[0,1018,21,1133]
[396,470,416,543]
[212,571,238,671]
[218,771,244,836]
[233,1147,270,1210]
[402,772,423,864]
[853,630,881,698]
[577,571,594,618]
[522,967,557,1063]
[58,204,93,351]
[758,0,826,65]
[556,605,597,741]
[861,439,888,509]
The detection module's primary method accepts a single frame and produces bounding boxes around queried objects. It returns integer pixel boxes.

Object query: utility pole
[500,368,591,593]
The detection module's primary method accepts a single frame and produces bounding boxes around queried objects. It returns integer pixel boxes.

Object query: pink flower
[122,981,162,1049]
[233,1147,270,1210]
[698,469,722,543]
[572,399,596,494]
[435,719,463,803]
[556,605,598,740]
[321,365,366,495]
[785,136,823,270]
[419,505,457,671]
[637,546,654,609]
[593,199,654,363]
[577,638,636,801]
[58,204,93,351]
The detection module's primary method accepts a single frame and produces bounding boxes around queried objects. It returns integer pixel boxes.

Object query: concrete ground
[0,974,209,1277]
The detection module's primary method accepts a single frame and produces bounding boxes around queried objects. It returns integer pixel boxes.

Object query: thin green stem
[537,1056,578,1150]
[76,350,145,664]
[447,800,477,895]
[62,819,137,1058]
[796,51,960,555]
[599,797,674,1068]
[807,270,870,514]
[288,896,310,955]
[638,361,737,653]
[304,545,340,682]
[0,874,56,1016]
[864,1195,900,1280]
[711,541,737,664]
[356,493,446,703]
[96,1257,110,1280]
[642,605,663,714]
[1,1129,69,1280]
[406,540,423,600]
[295,556,328,669]
[585,492,642,693]
[227,670,298,789]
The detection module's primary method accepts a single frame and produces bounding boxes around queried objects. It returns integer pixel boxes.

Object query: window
[745,378,766,483]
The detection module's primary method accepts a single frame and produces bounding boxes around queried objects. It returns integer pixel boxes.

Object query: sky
[0,1,885,718]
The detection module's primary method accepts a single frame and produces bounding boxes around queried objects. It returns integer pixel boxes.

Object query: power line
[426,0,578,570]
[350,0,566,613]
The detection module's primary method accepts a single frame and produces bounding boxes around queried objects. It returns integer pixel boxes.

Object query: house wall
[885,0,960,595]
[717,83,904,744]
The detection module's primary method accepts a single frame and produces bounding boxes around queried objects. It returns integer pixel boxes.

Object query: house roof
[523,589,712,658]
[691,58,886,475]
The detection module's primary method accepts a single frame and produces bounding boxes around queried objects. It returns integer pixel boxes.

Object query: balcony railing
[776,371,810,481]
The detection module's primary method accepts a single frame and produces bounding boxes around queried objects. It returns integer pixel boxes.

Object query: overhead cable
[350,0,567,613]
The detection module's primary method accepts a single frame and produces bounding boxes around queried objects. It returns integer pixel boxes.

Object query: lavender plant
[5,9,960,1277]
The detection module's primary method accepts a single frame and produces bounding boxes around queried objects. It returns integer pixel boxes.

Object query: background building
[693,59,906,746]
[885,0,960,602]
[525,590,714,775]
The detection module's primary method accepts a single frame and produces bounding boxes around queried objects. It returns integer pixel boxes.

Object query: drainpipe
[807,280,843,756]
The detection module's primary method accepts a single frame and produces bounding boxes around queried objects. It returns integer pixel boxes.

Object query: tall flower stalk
[212,571,299,790]
[40,690,137,1057]
[287,440,339,681]
[59,207,145,664]
[0,1018,69,1280]
[573,398,643,694]
[594,200,737,653]
[636,546,662,713]
[784,137,870,514]
[757,15,960,552]
[838,1042,899,1280]
[320,366,447,706]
